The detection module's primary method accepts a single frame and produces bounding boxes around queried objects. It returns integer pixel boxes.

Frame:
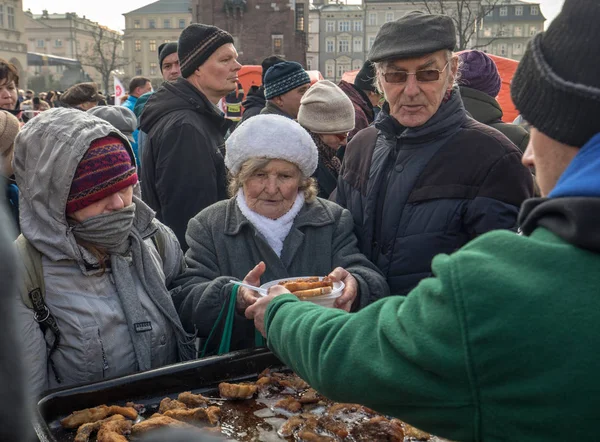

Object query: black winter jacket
[336,89,534,295]
[139,78,231,250]
[239,86,266,124]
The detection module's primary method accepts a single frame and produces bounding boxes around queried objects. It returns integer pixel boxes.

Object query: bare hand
[236,261,266,312]
[329,267,358,311]
[245,285,291,336]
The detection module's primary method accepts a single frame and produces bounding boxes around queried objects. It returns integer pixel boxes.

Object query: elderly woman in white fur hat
[173,114,388,356]
[298,80,355,198]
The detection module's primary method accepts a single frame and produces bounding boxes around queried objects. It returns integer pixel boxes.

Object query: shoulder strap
[151,224,167,262]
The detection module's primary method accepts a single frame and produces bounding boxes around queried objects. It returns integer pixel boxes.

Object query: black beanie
[178,24,234,78]
[354,61,376,92]
[158,42,178,72]
[511,0,600,147]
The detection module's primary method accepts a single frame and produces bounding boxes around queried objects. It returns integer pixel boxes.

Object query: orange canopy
[237,65,324,91]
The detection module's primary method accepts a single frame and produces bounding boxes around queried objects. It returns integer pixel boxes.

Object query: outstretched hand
[245,285,291,336]
[236,261,266,312]
[329,267,358,311]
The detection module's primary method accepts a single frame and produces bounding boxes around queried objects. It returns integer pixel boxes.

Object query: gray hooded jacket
[13,108,185,395]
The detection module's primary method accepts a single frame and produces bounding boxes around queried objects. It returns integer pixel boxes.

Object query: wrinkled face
[70,186,134,222]
[272,83,311,119]
[521,128,579,197]
[243,159,302,220]
[0,80,17,110]
[378,50,457,127]
[161,52,181,82]
[195,43,242,101]
[320,133,348,151]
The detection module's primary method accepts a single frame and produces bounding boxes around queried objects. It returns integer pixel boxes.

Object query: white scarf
[236,188,305,257]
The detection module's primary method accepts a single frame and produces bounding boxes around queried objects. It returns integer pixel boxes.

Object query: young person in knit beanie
[259,61,311,119]
[12,108,195,395]
[139,23,240,250]
[245,2,600,440]
[0,110,20,235]
[297,80,355,198]
[158,42,180,82]
[458,50,529,152]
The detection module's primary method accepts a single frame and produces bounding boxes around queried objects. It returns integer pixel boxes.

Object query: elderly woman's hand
[245,284,291,336]
[236,261,266,313]
[329,267,358,312]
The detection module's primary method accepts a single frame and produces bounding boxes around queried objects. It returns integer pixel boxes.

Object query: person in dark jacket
[336,11,533,296]
[338,61,382,141]
[458,50,529,152]
[140,24,240,249]
[239,55,285,124]
[298,80,355,198]
[0,110,20,236]
[259,61,311,119]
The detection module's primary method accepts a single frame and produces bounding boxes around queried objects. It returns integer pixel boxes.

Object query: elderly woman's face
[243,159,302,220]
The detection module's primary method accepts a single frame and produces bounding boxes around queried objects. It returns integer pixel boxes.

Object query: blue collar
[549,133,600,198]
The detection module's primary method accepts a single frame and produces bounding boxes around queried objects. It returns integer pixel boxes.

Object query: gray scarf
[71,204,195,371]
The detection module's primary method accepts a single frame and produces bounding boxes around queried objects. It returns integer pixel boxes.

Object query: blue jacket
[122,96,140,167]
[336,89,534,295]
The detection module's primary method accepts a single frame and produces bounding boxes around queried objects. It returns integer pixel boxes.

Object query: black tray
[34,348,282,442]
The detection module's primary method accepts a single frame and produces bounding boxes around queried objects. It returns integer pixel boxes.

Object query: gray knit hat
[87,106,137,143]
[264,62,311,100]
[298,80,355,134]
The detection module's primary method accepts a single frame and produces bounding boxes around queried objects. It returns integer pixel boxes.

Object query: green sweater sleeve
[265,254,477,441]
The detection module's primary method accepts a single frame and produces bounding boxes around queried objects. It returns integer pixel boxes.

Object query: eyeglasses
[382,62,450,84]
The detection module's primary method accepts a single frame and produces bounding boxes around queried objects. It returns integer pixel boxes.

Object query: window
[499,7,507,17]
[338,39,350,53]
[134,19,141,28]
[486,8,493,17]
[352,59,362,70]
[37,39,44,48]
[353,37,362,53]
[306,58,312,70]
[385,12,394,23]
[531,5,539,15]
[149,19,156,29]
[529,26,538,36]
[514,26,523,37]
[368,12,377,26]
[353,20,362,32]
[164,19,171,28]
[272,34,283,55]
[295,3,305,31]
[368,35,376,50]
[0,6,4,28]
[337,64,349,79]
[135,40,141,52]
[135,62,142,75]
[150,62,158,76]
[325,61,334,78]
[499,43,507,56]
[515,6,523,16]
[338,21,350,32]
[513,43,523,56]
[55,39,63,47]
[326,21,334,33]
[179,19,186,29]
[149,40,156,52]
[483,27,492,37]
[7,6,14,30]
[326,39,334,53]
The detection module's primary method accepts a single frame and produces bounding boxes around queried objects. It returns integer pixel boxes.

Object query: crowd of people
[1,0,599,440]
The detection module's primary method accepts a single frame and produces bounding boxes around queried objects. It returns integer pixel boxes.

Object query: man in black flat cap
[336,11,533,296]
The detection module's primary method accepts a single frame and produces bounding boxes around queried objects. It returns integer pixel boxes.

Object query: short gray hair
[228,157,318,202]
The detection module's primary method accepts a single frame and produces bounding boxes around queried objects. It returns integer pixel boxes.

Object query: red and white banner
[114,76,125,104]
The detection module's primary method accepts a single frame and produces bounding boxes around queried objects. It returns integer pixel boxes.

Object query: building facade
[123,0,192,86]
[306,7,320,72]
[478,0,545,61]
[24,10,123,89]
[191,0,309,67]
[0,0,28,87]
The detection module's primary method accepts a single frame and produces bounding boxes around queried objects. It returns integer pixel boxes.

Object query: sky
[22,0,565,34]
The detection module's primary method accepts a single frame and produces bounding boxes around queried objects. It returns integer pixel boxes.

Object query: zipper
[98,329,109,376]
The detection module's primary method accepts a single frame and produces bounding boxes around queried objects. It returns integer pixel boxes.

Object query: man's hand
[236,261,266,313]
[329,267,358,311]
[245,285,291,336]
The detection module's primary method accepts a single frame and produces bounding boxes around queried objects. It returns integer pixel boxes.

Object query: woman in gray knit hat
[297,80,355,198]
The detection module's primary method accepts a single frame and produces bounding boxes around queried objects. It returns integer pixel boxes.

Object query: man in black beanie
[335,10,533,296]
[140,24,240,249]
[337,61,382,141]
[239,55,285,124]
[245,2,600,440]
[158,42,181,82]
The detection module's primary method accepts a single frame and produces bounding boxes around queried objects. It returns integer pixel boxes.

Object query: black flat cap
[368,11,456,62]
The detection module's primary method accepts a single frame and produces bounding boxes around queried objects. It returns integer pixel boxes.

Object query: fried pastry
[297,429,336,441]
[131,415,194,435]
[60,405,138,429]
[96,417,133,442]
[298,388,322,404]
[274,396,303,413]
[350,416,404,442]
[177,391,209,408]
[74,415,125,442]
[399,421,431,440]
[279,414,319,437]
[278,277,333,293]
[218,382,258,399]
[317,415,349,438]
[158,397,188,413]
[163,405,221,426]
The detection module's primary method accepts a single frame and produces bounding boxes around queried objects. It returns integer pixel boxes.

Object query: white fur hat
[225,114,318,176]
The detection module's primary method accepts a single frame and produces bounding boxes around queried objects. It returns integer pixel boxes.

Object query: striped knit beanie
[66,136,138,214]
[264,62,311,100]
[178,24,234,78]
